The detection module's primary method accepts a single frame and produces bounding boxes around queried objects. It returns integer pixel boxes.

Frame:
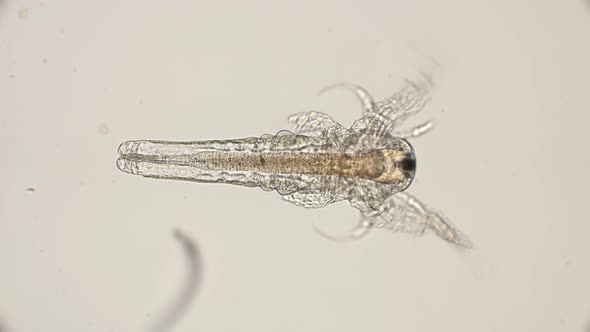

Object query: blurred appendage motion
[117,72,471,248]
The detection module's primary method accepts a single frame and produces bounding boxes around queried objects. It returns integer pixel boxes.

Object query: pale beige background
[1,1,589,331]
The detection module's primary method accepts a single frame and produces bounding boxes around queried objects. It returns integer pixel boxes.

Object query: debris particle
[147,229,202,332]
[26,187,36,192]
[18,8,28,19]
[98,123,110,135]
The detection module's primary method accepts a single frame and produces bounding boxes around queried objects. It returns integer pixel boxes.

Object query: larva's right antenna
[318,83,376,116]
[312,218,374,242]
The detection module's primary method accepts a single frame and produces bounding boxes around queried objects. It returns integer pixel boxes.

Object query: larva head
[373,138,416,190]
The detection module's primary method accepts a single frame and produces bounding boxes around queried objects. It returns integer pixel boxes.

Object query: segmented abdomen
[194,150,385,180]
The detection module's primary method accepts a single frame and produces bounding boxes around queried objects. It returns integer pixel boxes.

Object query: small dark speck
[98,123,110,135]
[26,187,36,192]
[9,74,14,79]
[42,58,48,64]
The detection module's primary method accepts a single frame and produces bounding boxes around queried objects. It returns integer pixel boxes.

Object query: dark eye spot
[400,157,416,172]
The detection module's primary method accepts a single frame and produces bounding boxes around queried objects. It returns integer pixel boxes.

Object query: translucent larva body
[117,79,471,248]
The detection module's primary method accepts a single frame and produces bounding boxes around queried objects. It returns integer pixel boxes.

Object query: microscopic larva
[117,77,471,248]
